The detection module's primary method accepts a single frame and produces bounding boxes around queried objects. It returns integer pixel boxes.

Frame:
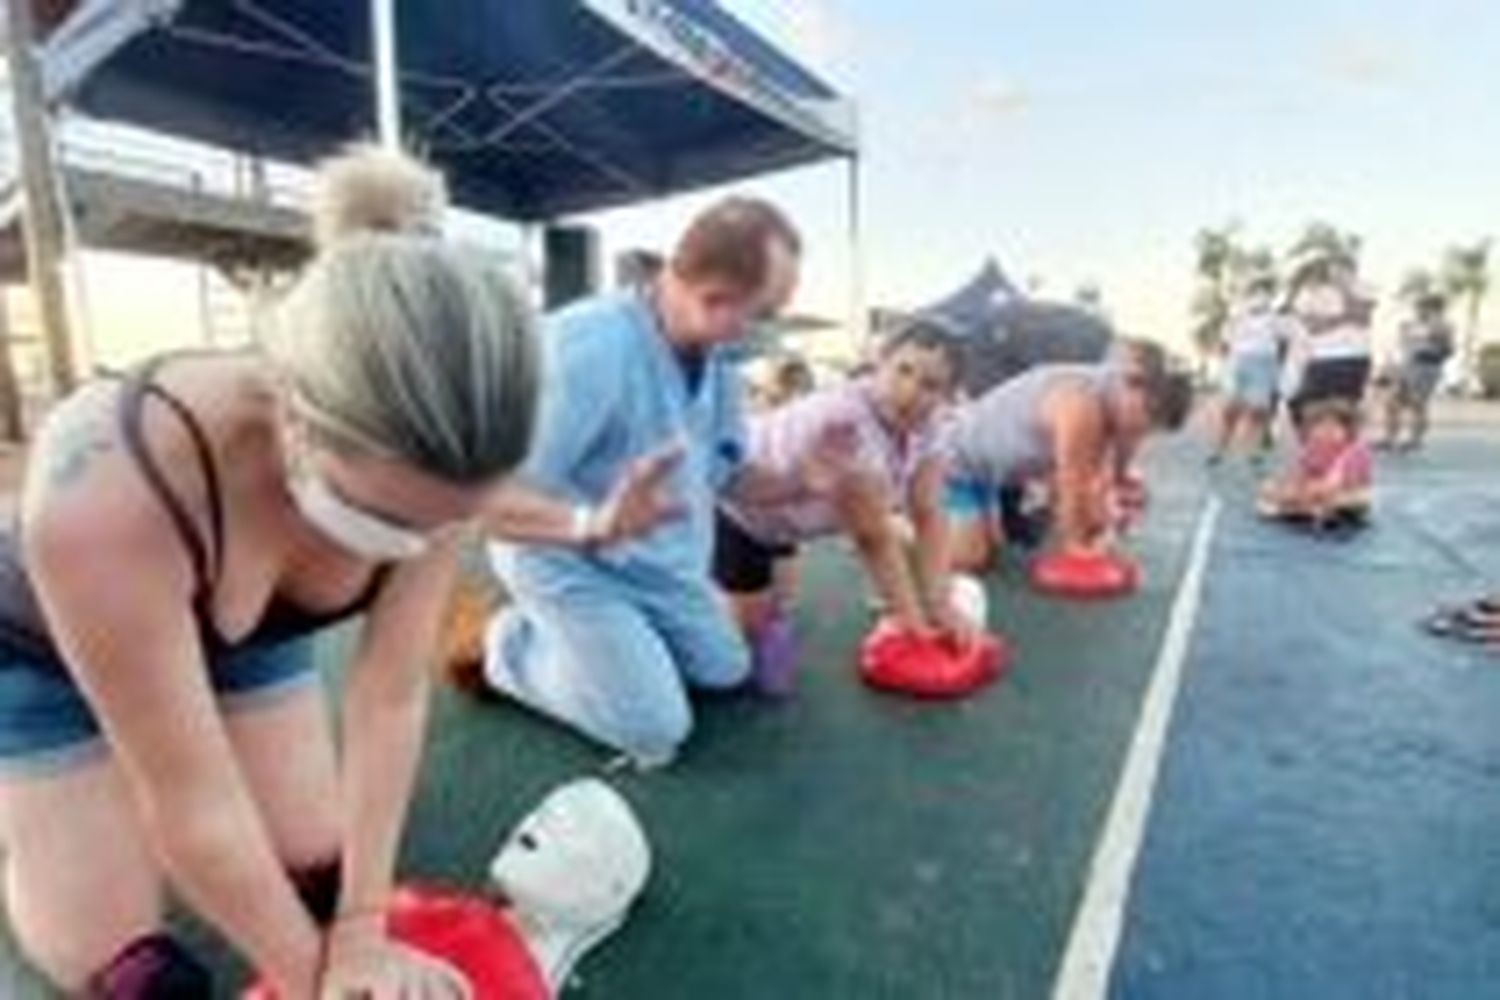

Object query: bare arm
[23,401,320,997]
[832,471,928,630]
[333,536,457,928]
[482,479,594,546]
[909,456,955,616]
[1043,386,1110,553]
[484,441,686,549]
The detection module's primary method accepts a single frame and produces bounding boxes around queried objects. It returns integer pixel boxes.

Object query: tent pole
[4,0,78,399]
[846,154,867,361]
[371,0,401,148]
[520,223,542,311]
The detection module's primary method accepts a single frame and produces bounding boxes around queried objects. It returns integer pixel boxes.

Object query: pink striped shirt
[722,377,952,545]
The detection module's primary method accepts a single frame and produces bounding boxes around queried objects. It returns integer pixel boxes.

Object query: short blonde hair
[267,146,539,483]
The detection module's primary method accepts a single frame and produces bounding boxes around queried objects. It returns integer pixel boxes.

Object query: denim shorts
[945,479,1052,548]
[1396,361,1443,404]
[1227,353,1281,410]
[0,635,321,777]
[945,478,1000,521]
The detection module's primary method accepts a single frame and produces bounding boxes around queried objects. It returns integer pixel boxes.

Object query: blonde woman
[0,148,673,997]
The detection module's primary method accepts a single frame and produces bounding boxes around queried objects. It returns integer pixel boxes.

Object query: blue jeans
[483,566,749,764]
[0,635,321,777]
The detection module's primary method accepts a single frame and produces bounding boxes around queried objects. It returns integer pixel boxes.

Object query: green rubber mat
[0,445,1209,999]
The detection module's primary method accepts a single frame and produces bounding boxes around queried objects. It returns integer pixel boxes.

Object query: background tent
[917,259,1113,396]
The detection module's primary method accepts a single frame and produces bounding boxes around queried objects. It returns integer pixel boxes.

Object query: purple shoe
[751,607,800,698]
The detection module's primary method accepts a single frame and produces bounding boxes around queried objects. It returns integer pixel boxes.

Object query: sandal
[1422,607,1500,645]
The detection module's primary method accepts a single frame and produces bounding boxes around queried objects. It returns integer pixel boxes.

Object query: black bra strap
[114,357,227,603]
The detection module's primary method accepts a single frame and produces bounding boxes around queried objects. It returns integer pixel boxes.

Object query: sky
[39,0,1500,366]
[592,0,1500,352]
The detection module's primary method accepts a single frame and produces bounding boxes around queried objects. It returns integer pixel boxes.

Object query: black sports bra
[0,353,388,665]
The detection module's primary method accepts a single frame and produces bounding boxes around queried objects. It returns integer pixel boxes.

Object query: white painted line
[1051,496,1223,1000]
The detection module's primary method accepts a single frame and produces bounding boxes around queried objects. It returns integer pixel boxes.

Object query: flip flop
[1426,603,1500,630]
[1422,608,1500,646]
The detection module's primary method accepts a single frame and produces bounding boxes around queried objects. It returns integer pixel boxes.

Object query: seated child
[715,321,971,687]
[1257,399,1372,527]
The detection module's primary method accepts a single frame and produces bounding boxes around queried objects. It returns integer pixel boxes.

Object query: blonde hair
[268,145,539,483]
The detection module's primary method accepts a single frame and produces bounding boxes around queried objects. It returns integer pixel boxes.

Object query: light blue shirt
[495,292,747,592]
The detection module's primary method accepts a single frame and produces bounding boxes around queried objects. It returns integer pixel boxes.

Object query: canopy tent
[917,259,1114,396]
[921,257,1020,335]
[29,0,859,221]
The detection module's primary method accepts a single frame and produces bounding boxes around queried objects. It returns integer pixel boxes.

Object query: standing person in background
[480,198,815,768]
[1287,255,1375,426]
[761,356,816,410]
[1379,292,1454,452]
[1211,275,1298,464]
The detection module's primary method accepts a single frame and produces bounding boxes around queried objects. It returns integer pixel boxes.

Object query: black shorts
[1292,357,1371,422]
[713,511,797,594]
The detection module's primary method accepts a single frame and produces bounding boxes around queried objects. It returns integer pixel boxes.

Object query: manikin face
[489,779,652,928]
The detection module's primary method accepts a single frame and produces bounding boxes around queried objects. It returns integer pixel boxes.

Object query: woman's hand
[320,916,472,1000]
[592,440,687,546]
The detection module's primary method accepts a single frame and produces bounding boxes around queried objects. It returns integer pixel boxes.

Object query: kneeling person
[715,322,971,688]
[946,339,1193,570]
[481,198,801,767]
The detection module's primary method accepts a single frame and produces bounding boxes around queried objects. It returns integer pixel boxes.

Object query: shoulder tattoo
[44,410,116,492]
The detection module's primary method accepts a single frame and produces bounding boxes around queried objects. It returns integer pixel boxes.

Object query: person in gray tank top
[946,339,1194,571]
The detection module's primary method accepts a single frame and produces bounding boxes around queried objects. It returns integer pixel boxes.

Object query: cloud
[972,76,1031,117]
[1322,38,1409,87]
[749,0,856,83]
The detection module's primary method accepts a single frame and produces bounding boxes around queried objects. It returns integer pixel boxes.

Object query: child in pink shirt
[1258,399,1372,527]
[715,322,971,691]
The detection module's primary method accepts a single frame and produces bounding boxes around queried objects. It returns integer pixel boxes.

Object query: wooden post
[4,0,78,396]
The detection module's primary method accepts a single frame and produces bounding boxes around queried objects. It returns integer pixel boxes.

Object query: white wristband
[571,504,598,546]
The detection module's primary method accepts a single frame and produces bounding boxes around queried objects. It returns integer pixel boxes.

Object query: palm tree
[1399,268,1436,303]
[1190,223,1242,366]
[1441,239,1492,388]
[1190,283,1229,375]
[1289,221,1360,264]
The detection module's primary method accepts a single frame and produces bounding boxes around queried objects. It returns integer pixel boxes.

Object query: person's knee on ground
[949,515,996,573]
[608,688,695,765]
[0,762,168,993]
[671,628,751,694]
[726,587,778,640]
